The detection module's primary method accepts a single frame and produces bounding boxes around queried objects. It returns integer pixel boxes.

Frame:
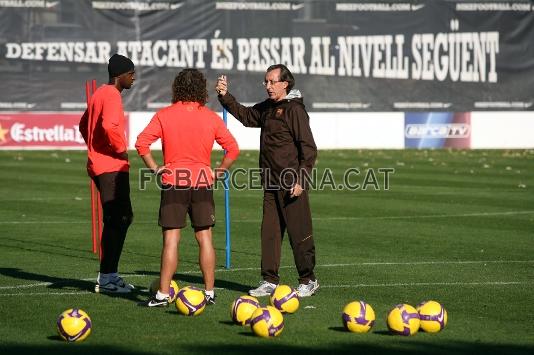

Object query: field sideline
[0,149,533,355]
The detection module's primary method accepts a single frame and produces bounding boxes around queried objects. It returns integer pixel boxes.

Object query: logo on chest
[275,108,284,118]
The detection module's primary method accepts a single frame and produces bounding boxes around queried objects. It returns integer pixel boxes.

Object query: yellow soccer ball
[387,304,420,336]
[231,295,261,325]
[175,286,206,316]
[149,278,180,303]
[342,300,376,333]
[417,300,448,333]
[269,284,299,314]
[56,308,92,342]
[250,306,284,338]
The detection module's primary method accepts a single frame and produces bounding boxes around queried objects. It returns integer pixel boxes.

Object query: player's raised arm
[216,75,262,128]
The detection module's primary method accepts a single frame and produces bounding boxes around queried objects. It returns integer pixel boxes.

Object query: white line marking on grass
[0,272,207,290]
[194,259,534,274]
[1,210,533,224]
[209,259,534,273]
[312,210,534,221]
[0,221,82,224]
[1,260,532,290]
[0,198,84,202]
[317,260,534,267]
[321,281,533,288]
[0,281,531,297]
[0,282,53,289]
[0,291,92,297]
[0,221,85,224]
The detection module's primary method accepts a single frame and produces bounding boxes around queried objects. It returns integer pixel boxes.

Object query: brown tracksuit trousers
[261,190,316,284]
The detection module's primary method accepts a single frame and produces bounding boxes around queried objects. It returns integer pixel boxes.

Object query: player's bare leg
[160,228,181,294]
[140,228,181,307]
[194,227,216,304]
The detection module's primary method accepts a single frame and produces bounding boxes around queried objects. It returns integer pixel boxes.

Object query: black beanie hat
[108,54,134,78]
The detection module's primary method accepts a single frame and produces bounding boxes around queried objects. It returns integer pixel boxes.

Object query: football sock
[205,290,214,298]
[156,290,169,300]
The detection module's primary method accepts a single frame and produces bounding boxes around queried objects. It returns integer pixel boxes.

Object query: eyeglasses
[261,80,283,87]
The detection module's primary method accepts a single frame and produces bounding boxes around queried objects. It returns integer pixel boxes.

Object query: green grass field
[0,149,533,355]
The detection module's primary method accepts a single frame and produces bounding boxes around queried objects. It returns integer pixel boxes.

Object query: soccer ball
[387,304,420,336]
[56,308,92,342]
[231,295,261,325]
[149,278,180,303]
[250,306,284,338]
[175,286,206,316]
[417,300,448,333]
[342,300,375,333]
[269,284,299,313]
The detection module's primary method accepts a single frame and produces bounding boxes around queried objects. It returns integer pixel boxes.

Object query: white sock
[205,290,214,298]
[156,290,169,300]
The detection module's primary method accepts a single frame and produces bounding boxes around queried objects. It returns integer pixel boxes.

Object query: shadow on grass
[134,270,250,293]
[182,342,534,355]
[373,330,395,336]
[0,238,95,261]
[2,340,533,355]
[46,335,64,342]
[325,327,394,335]
[0,268,93,291]
[0,343,153,355]
[0,268,144,302]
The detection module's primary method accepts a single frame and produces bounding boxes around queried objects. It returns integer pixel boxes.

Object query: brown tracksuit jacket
[218,90,317,189]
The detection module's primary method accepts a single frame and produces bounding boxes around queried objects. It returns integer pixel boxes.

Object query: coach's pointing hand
[216,75,227,96]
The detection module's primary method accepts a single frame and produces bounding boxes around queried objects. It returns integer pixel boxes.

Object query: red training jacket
[79,85,129,177]
[135,101,239,187]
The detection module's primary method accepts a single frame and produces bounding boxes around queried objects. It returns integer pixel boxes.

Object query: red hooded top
[79,85,129,177]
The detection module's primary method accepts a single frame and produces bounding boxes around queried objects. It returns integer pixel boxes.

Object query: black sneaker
[95,281,131,294]
[95,275,134,294]
[205,294,216,305]
[140,295,170,307]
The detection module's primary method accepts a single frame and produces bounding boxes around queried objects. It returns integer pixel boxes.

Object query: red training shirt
[79,85,129,177]
[135,101,239,187]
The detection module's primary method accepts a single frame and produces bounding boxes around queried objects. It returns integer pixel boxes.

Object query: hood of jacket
[279,89,304,107]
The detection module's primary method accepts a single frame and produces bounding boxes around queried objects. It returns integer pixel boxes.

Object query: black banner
[1,0,533,112]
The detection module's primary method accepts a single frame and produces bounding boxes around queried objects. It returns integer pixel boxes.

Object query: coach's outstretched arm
[216,75,263,128]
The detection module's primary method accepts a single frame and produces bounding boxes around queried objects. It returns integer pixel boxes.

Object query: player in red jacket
[79,54,135,293]
[136,69,239,306]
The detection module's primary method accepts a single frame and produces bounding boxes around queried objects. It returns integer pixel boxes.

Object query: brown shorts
[159,186,215,229]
